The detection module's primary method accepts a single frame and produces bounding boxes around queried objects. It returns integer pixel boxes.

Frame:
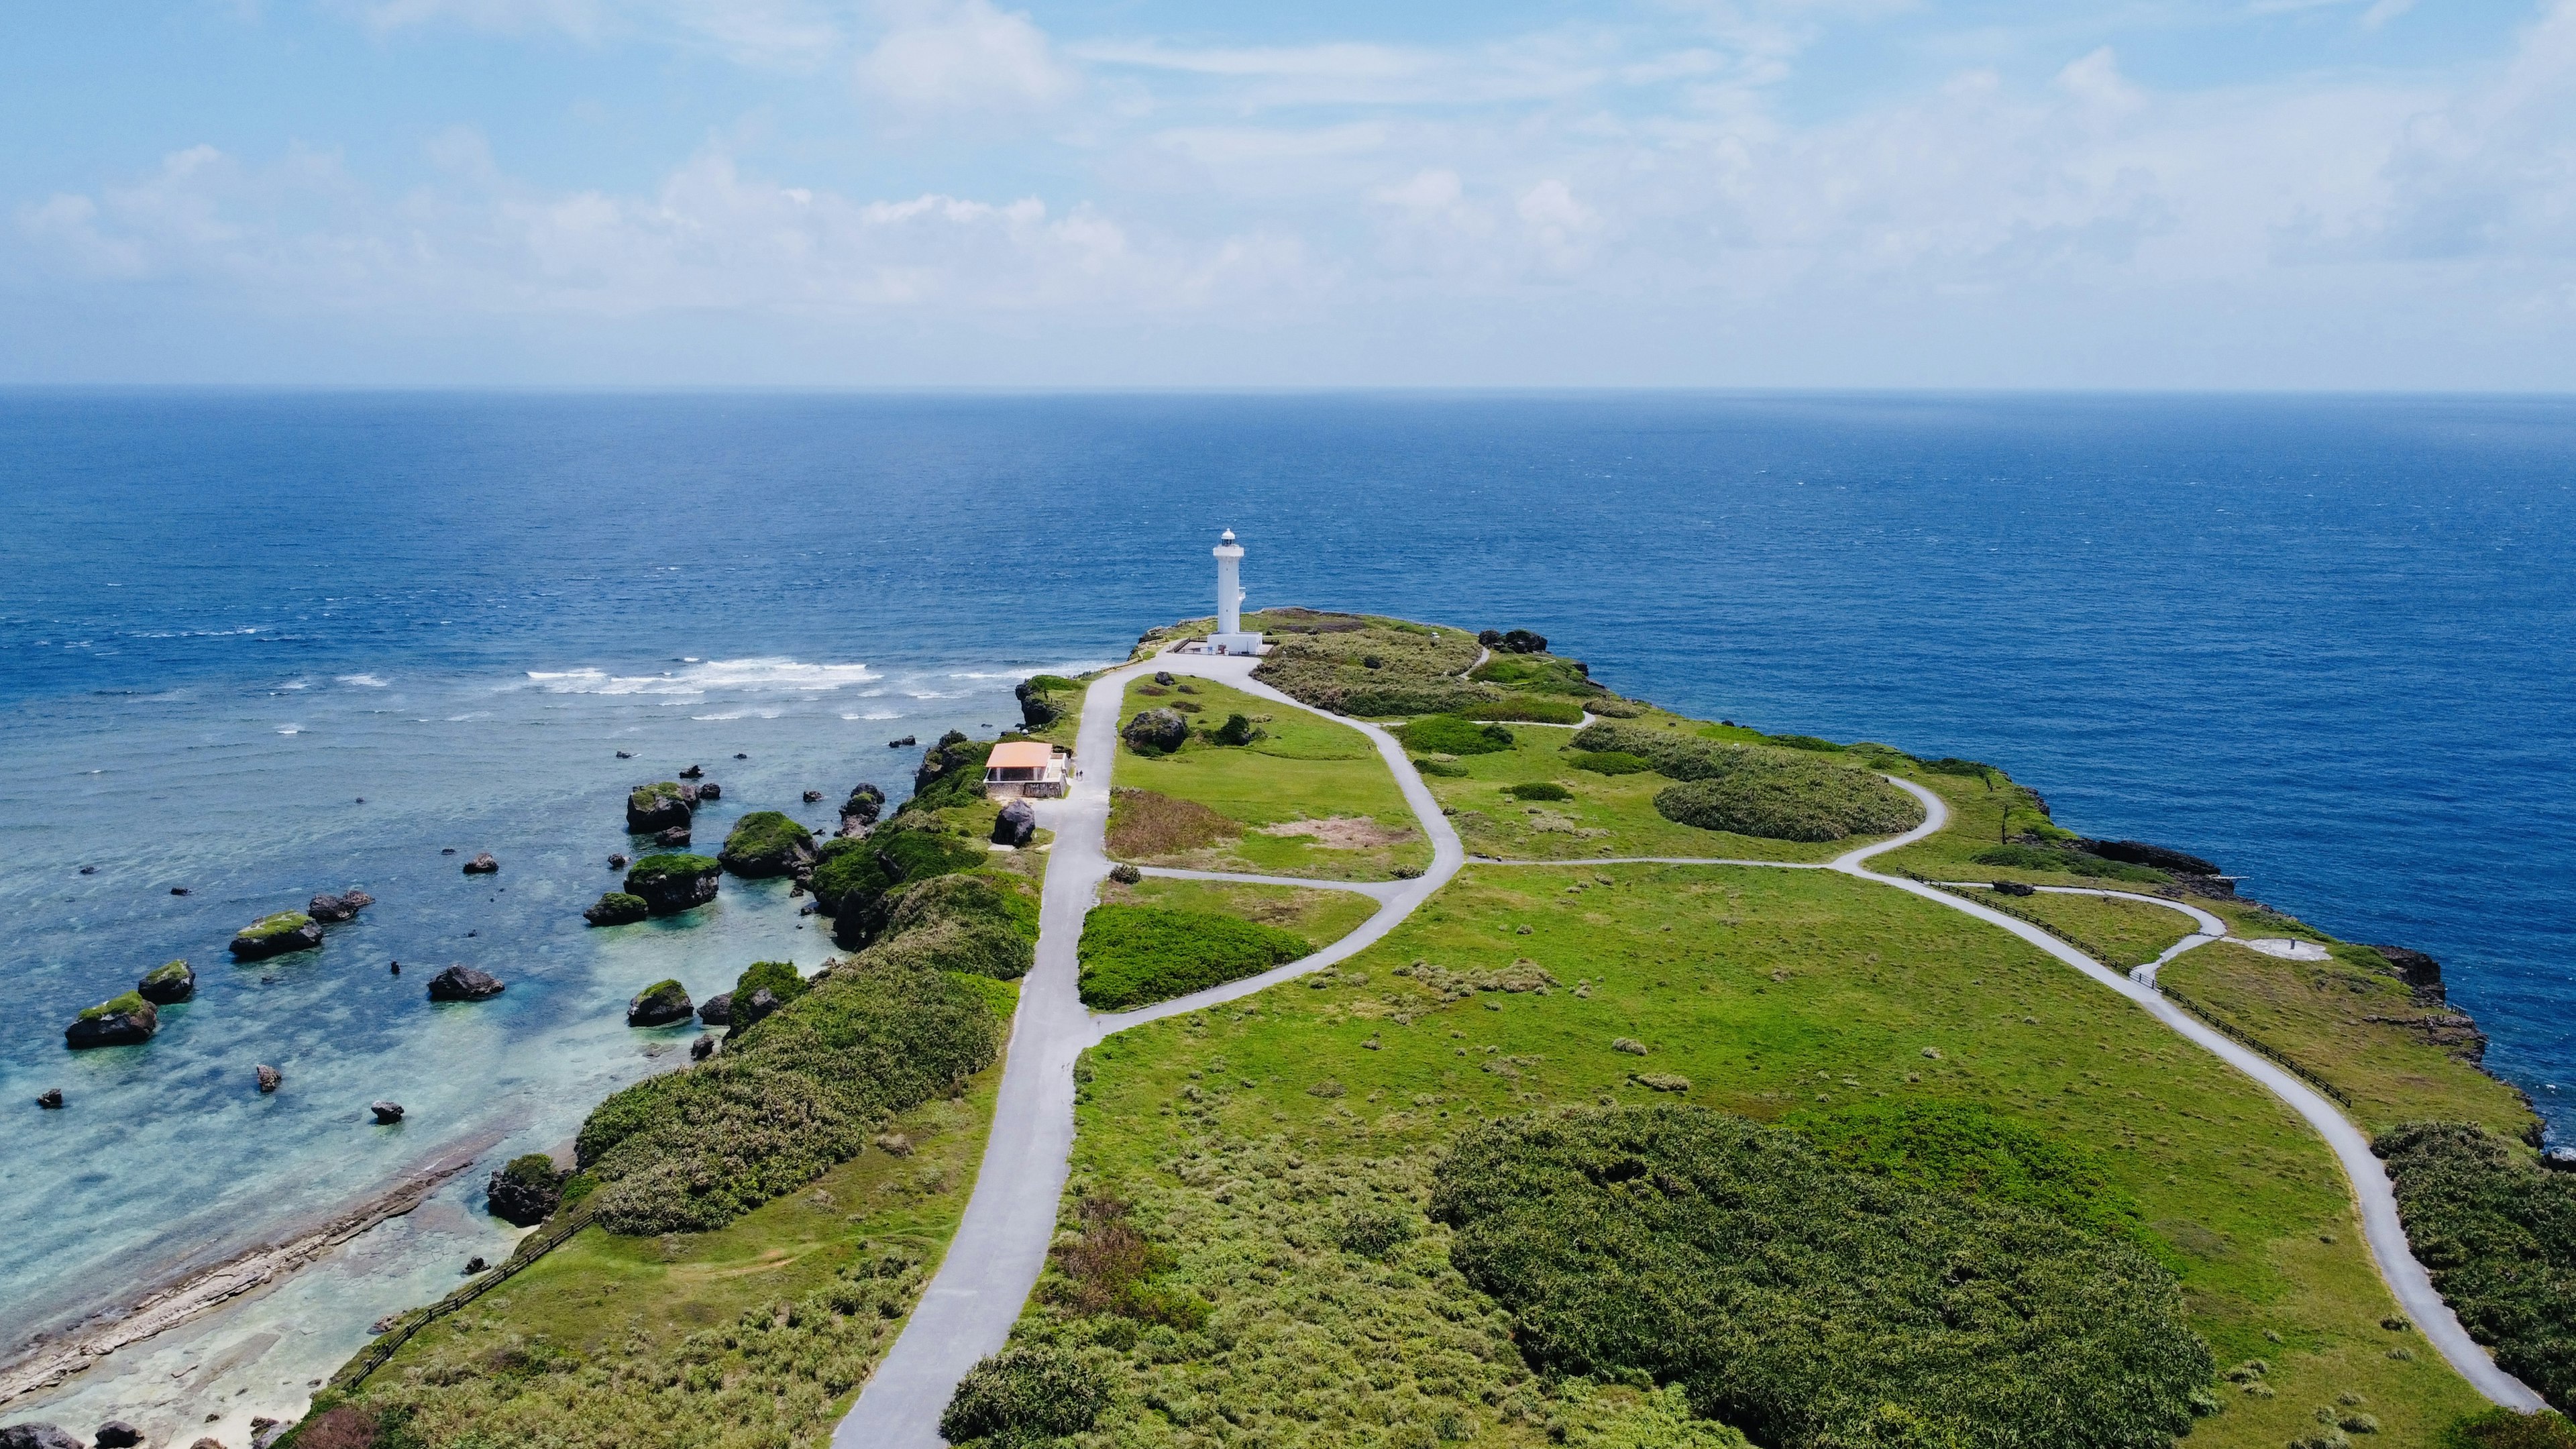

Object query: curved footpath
[835,655,1464,1449]
[840,686,2540,1448]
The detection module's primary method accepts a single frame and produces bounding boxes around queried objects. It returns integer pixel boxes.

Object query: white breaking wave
[525,657,878,697]
[276,725,301,735]
[846,710,902,721]
[337,674,389,688]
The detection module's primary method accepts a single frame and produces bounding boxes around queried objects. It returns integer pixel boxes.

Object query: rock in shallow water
[256,1064,282,1093]
[0,1426,82,1449]
[584,891,650,927]
[35,1087,63,1109]
[370,1101,405,1124]
[137,959,195,1004]
[426,965,505,1002]
[462,853,499,875]
[95,1422,141,1448]
[229,912,322,961]
[64,998,158,1050]
[627,979,694,1027]
[486,1154,564,1226]
[307,889,374,923]
[697,991,733,1026]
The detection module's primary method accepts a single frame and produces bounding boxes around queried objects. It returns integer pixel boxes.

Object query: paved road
[1933,881,2227,986]
[835,654,1465,1449]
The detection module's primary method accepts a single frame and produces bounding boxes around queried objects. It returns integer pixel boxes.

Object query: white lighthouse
[1205,529,1267,656]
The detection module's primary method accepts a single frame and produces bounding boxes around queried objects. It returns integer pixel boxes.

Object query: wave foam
[525,657,877,698]
[337,674,389,688]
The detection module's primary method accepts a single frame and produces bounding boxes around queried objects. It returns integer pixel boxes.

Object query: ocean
[3,390,2571,1426]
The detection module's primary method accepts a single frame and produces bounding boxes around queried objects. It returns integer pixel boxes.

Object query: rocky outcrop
[2544,1146,2576,1173]
[841,783,885,834]
[462,852,499,875]
[627,978,694,1027]
[2367,943,2448,1003]
[654,824,692,847]
[697,991,733,1026]
[64,994,158,1050]
[584,891,651,926]
[719,810,817,878]
[426,965,505,1002]
[1122,708,1188,755]
[731,986,782,1035]
[256,1064,282,1093]
[992,799,1036,847]
[370,1101,405,1124]
[93,1423,140,1448]
[690,1035,716,1061]
[1479,628,1549,654]
[307,889,374,923]
[486,1153,564,1226]
[137,959,195,1004]
[804,789,824,804]
[1016,676,1067,729]
[624,854,721,916]
[627,781,694,835]
[36,1087,63,1108]
[0,1424,82,1448]
[230,911,322,961]
[697,782,722,801]
[1992,880,2036,897]
[2078,838,2220,876]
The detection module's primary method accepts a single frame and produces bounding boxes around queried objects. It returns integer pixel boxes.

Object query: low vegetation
[912,731,997,813]
[1077,904,1316,1010]
[2375,1120,2576,1411]
[571,958,1002,1234]
[1248,609,1491,716]
[1434,1105,2212,1449]
[1974,842,2169,883]
[1106,787,1242,858]
[865,871,1041,981]
[1399,715,1517,755]
[1652,762,1922,842]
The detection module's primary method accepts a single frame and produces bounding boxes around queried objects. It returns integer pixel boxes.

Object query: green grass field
[1111,678,1430,881]
[1006,862,2502,1447]
[347,1041,1009,1448]
[1102,875,1382,947]
[1960,885,2202,968]
[1411,717,1856,863]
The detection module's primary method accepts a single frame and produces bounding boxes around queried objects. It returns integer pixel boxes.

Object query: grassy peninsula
[286,608,2572,1449]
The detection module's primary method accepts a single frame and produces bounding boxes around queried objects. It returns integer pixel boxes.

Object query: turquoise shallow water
[3,390,2572,1424]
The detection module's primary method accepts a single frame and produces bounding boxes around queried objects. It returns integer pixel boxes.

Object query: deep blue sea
[3,391,2572,1428]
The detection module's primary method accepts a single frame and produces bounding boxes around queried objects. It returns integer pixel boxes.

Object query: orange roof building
[983,739,1071,800]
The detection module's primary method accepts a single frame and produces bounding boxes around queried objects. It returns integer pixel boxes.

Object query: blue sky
[2,0,2570,386]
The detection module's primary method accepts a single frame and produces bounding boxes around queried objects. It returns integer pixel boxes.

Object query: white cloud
[344,0,845,67]
[854,0,1077,118]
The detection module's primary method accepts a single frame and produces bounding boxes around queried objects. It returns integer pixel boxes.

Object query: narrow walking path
[1932,881,2227,986]
[835,655,1464,1449]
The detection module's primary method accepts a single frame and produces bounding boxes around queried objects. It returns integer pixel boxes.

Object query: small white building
[1201,529,1269,656]
[983,741,1071,800]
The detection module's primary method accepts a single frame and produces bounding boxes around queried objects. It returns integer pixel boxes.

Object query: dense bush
[810,837,896,916]
[911,731,994,812]
[1567,749,1652,775]
[734,959,808,1007]
[1571,722,1764,781]
[1920,756,1994,778]
[940,1344,1112,1446]
[1253,615,1496,717]
[1077,904,1313,1010]
[1973,843,2167,883]
[1399,714,1516,755]
[2441,1408,2576,1448]
[1764,733,1843,752]
[1214,712,1258,746]
[572,959,1001,1235]
[855,872,1040,981]
[2376,1120,2576,1410]
[1432,1106,2212,1449]
[1410,755,1471,777]
[1654,763,1923,842]
[1506,781,1573,802]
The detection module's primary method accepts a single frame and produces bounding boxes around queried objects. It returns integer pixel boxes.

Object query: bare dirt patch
[1259,816,1416,849]
[1108,788,1241,858]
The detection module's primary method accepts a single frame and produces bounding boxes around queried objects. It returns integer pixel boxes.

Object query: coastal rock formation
[690,1034,715,1060]
[697,782,722,801]
[841,782,885,834]
[1479,627,1549,654]
[2546,1147,2576,1173]
[137,959,195,1004]
[1016,676,1071,729]
[64,994,158,1049]
[697,991,733,1026]
[627,978,694,1027]
[2369,943,2449,1003]
[608,853,629,869]
[426,965,506,1002]
[93,1423,140,1448]
[679,764,704,780]
[654,824,692,847]
[486,1153,564,1226]
[0,1424,81,1449]
[307,889,374,923]
[731,985,782,1036]
[993,800,1037,847]
[913,731,988,806]
[371,1101,405,1123]
[719,810,817,877]
[256,1064,282,1093]
[626,781,694,835]
[36,1087,63,1108]
[584,891,650,926]
[1122,708,1189,755]
[229,911,322,961]
[2078,838,2220,876]
[624,853,721,916]
[462,852,499,875]
[804,789,824,803]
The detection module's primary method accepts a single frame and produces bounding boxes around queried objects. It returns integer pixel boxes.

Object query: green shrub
[1469,652,1599,697]
[2377,1121,2576,1411]
[1566,749,1652,775]
[1251,614,1493,717]
[1506,781,1573,802]
[871,818,987,885]
[941,1344,1112,1446]
[1410,755,1470,777]
[1972,843,2167,883]
[1077,905,1313,1011]
[810,837,896,916]
[1214,712,1258,746]
[1920,757,1994,778]
[1432,1106,2212,1449]
[1765,733,1843,753]
[1467,696,1588,724]
[1399,715,1516,755]
[1332,1203,1419,1257]
[735,959,808,1006]
[573,959,1001,1235]
[499,1153,558,1192]
[1652,761,1923,842]
[857,873,1040,981]
[910,731,995,813]
[2440,1408,2576,1449]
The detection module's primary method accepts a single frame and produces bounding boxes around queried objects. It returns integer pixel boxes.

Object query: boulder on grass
[623,854,721,916]
[1122,708,1188,755]
[992,800,1037,847]
[231,912,323,961]
[64,994,158,1050]
[486,1153,564,1226]
[584,892,650,927]
[137,959,195,1004]
[627,978,694,1027]
[626,781,694,835]
[426,965,505,1002]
